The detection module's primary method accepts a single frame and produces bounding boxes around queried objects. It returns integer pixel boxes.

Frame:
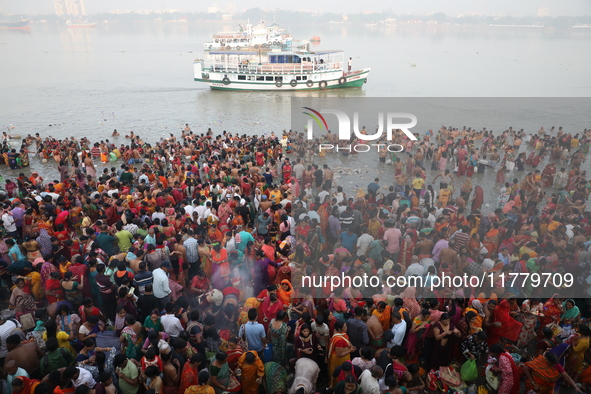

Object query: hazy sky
[2,0,591,16]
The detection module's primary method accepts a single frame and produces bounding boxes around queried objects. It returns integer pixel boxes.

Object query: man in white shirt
[292,159,305,182]
[107,189,120,198]
[152,261,172,309]
[356,227,374,257]
[183,203,195,217]
[161,303,184,339]
[404,255,425,278]
[388,312,407,348]
[151,206,166,222]
[359,366,383,394]
[2,209,18,238]
[63,366,96,388]
[0,317,22,359]
[317,189,330,203]
[194,201,211,224]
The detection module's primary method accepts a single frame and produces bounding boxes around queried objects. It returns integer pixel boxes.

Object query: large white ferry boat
[193,49,370,91]
[204,22,292,50]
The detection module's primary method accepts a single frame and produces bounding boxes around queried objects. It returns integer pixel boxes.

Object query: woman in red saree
[541,163,556,188]
[490,344,520,394]
[258,290,284,331]
[217,200,232,234]
[226,338,244,371]
[10,376,40,394]
[210,244,229,290]
[540,294,563,328]
[45,271,64,304]
[457,157,469,177]
[495,165,506,184]
[471,185,484,213]
[487,300,523,345]
[179,355,201,394]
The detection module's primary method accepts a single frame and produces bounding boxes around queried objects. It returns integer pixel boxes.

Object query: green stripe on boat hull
[194,70,370,91]
[205,79,366,91]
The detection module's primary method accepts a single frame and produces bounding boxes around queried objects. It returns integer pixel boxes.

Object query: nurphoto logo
[302,106,418,153]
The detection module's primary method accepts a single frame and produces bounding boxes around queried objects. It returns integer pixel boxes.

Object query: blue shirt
[368,182,380,194]
[9,244,25,263]
[239,321,266,352]
[236,231,255,253]
[339,231,358,254]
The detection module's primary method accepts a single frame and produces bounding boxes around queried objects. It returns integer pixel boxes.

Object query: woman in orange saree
[237,351,265,394]
[277,279,294,306]
[36,213,54,236]
[483,222,501,258]
[371,301,392,333]
[318,203,329,241]
[524,352,580,394]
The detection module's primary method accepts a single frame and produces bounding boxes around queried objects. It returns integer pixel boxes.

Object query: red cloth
[498,352,521,394]
[223,287,240,298]
[488,300,523,344]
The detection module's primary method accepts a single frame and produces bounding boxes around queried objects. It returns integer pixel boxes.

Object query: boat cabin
[204,50,345,75]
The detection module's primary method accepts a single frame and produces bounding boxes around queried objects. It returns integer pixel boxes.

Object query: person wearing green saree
[209,352,241,394]
[264,361,287,394]
[523,257,542,296]
[269,310,289,365]
[119,314,142,361]
[561,299,581,326]
[143,310,163,333]
[334,375,362,394]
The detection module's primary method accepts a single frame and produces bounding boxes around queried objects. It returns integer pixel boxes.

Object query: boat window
[256,76,265,81]
[238,75,246,80]
[278,55,285,63]
[302,76,307,80]
[265,76,274,81]
[296,76,301,81]
[270,55,277,64]
[294,56,301,63]
[287,55,293,63]
[275,76,283,81]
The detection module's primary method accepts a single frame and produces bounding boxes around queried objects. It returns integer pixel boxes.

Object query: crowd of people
[0,123,591,394]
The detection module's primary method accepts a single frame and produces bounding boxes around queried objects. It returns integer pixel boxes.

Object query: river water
[1,22,591,206]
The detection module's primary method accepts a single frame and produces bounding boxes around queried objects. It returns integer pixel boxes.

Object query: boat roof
[208,51,260,55]
[207,49,344,56]
[269,50,344,55]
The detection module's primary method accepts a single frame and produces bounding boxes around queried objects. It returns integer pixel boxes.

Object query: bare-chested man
[414,233,434,261]
[483,299,500,331]
[3,334,43,376]
[162,349,179,392]
[366,315,385,351]
[439,240,460,268]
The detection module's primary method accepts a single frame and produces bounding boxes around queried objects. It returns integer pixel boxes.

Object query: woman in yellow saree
[328,320,354,388]
[565,323,591,380]
[237,351,265,394]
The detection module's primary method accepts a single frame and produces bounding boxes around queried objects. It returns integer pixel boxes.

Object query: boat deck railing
[204,62,342,74]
